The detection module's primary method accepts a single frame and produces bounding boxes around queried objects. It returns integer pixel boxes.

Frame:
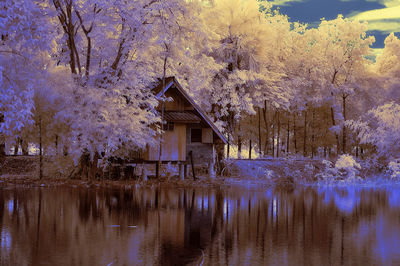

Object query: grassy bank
[0,155,395,190]
[0,155,274,190]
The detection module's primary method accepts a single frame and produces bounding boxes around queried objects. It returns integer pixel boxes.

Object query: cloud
[372,48,384,56]
[371,0,400,8]
[350,0,400,33]
[268,0,305,6]
[363,20,400,32]
[353,5,400,21]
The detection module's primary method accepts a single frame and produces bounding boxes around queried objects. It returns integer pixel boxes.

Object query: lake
[1,185,400,265]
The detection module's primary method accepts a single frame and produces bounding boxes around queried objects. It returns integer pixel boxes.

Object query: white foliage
[388,159,400,179]
[0,69,34,135]
[317,155,361,182]
[0,0,51,138]
[352,102,400,159]
[48,0,192,162]
[335,154,361,172]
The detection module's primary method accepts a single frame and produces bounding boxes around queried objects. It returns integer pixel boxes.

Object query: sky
[269,0,400,49]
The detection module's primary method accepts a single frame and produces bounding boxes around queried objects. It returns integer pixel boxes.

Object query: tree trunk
[227,134,230,159]
[0,143,4,163]
[311,108,315,158]
[258,107,261,156]
[263,100,269,156]
[286,113,290,155]
[157,56,168,178]
[303,109,307,157]
[0,133,5,175]
[237,123,242,159]
[55,135,58,156]
[272,120,275,158]
[0,113,4,166]
[330,107,340,155]
[39,115,43,180]
[293,112,297,154]
[263,138,268,157]
[277,112,281,158]
[21,138,28,155]
[330,69,340,155]
[342,94,347,154]
[63,144,68,156]
[14,137,20,155]
[249,140,252,159]
[88,152,99,180]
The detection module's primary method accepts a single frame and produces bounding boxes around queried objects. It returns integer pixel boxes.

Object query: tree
[0,0,51,163]
[316,16,374,154]
[49,0,176,176]
[374,33,400,102]
[200,0,290,157]
[350,102,400,160]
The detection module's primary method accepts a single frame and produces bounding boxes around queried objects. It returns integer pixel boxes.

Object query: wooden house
[137,77,227,178]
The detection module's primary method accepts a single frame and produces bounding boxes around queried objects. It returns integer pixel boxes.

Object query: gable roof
[154,77,227,144]
[164,111,201,123]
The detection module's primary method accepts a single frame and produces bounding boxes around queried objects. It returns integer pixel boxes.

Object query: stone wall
[186,124,214,165]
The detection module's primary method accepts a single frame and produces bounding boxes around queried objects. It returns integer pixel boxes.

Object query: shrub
[388,159,400,179]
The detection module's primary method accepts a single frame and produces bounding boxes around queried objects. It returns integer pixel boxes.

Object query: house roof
[153,77,227,144]
[164,111,201,123]
[153,77,175,95]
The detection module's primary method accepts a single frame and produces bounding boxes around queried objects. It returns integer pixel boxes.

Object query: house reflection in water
[0,187,400,265]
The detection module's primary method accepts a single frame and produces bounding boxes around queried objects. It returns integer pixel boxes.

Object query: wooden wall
[145,123,186,161]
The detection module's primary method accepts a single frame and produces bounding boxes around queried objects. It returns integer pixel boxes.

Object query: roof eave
[154,77,227,144]
[171,78,228,144]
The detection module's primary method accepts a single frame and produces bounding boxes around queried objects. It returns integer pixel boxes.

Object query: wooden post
[210,145,216,178]
[209,161,215,178]
[155,162,159,179]
[141,164,147,181]
[179,163,185,180]
[189,151,196,181]
[185,164,189,178]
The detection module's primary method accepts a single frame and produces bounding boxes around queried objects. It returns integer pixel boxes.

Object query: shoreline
[0,174,274,190]
[1,155,397,190]
[1,174,399,191]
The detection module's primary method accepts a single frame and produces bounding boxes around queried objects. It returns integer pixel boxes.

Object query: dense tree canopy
[1,0,400,174]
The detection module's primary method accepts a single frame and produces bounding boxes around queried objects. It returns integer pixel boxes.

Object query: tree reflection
[0,186,400,265]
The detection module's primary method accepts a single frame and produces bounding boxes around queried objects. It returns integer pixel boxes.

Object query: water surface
[1,185,400,265]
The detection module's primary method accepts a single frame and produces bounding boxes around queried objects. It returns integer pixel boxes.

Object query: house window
[191,128,202,143]
[163,122,174,131]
